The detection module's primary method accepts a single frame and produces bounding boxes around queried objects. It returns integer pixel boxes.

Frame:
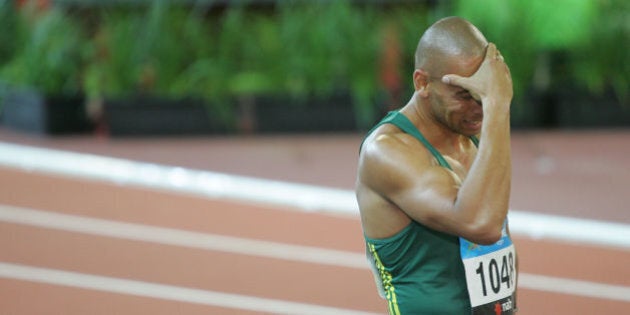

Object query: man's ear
[413,69,429,97]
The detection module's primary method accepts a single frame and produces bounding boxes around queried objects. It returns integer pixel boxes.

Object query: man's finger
[485,43,497,59]
[495,47,505,62]
[442,74,472,90]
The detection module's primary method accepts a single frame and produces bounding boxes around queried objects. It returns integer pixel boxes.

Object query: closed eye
[455,90,474,101]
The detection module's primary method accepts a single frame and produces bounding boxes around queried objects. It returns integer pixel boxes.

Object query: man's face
[427,56,484,136]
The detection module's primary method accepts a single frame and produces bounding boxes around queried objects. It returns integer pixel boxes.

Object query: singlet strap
[470,135,479,147]
[384,112,452,169]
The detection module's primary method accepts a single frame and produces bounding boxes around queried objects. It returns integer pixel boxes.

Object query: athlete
[356,17,518,314]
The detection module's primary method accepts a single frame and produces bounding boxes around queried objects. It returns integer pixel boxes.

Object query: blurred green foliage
[84,2,212,98]
[455,0,628,103]
[0,1,86,95]
[0,1,21,64]
[0,0,627,128]
[566,0,629,103]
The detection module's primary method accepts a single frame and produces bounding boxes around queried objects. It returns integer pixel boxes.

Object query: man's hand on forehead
[440,43,513,107]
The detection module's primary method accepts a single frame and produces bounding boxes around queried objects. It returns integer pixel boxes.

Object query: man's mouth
[463,119,482,130]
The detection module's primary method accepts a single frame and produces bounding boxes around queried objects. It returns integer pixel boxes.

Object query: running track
[0,130,629,314]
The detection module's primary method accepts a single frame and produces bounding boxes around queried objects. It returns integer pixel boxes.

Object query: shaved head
[415,17,488,78]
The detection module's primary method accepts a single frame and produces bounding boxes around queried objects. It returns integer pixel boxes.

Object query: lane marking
[0,262,382,315]
[0,142,356,214]
[1,204,629,303]
[0,204,367,269]
[519,273,630,303]
[1,142,630,250]
[508,210,630,250]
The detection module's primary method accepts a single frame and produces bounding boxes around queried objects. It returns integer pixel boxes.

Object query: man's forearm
[454,107,511,243]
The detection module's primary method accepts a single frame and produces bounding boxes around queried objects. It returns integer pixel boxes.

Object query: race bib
[460,225,516,314]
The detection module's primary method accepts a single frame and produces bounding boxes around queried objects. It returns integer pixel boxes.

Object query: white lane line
[0,204,367,269]
[519,273,630,303]
[1,204,629,303]
[0,262,382,315]
[0,142,357,214]
[1,142,629,250]
[509,211,630,250]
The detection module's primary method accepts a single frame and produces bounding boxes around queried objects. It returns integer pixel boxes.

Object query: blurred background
[0,1,629,314]
[0,0,627,136]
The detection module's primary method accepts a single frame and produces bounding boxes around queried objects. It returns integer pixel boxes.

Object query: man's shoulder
[362,123,423,157]
[358,124,439,194]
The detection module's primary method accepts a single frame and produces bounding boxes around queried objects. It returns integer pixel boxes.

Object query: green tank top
[363,111,478,314]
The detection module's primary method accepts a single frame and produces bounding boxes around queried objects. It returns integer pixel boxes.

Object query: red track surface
[1,129,629,314]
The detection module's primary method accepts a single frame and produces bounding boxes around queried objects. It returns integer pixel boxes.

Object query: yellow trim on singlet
[368,243,401,315]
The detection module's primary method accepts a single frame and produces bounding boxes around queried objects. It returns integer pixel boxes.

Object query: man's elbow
[467,223,503,245]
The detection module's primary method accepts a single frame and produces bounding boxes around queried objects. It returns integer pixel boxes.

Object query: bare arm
[443,43,512,242]
[359,43,512,244]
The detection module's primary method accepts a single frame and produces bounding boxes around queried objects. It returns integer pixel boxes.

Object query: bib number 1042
[475,252,515,296]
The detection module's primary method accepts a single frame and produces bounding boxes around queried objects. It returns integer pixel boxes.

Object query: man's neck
[401,95,469,153]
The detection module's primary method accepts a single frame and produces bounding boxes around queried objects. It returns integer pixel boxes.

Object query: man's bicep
[389,166,464,233]
[360,135,465,235]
